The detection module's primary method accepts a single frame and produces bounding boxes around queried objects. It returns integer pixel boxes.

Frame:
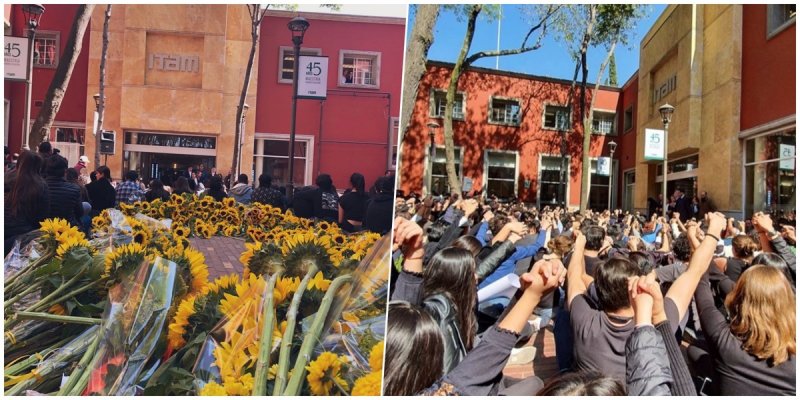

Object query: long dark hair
[349,172,366,196]
[383,301,444,396]
[7,151,47,218]
[173,176,190,193]
[538,371,626,396]
[422,247,478,351]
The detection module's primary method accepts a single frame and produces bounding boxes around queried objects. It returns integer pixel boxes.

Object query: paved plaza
[189,236,246,279]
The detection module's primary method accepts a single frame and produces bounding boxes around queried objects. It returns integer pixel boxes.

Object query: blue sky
[408,4,667,85]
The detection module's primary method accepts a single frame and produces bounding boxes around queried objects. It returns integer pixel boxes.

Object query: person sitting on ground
[229,173,254,204]
[311,173,339,222]
[37,141,53,175]
[4,151,49,256]
[43,154,83,228]
[251,174,285,210]
[363,175,395,235]
[145,179,171,202]
[115,170,145,205]
[85,166,116,217]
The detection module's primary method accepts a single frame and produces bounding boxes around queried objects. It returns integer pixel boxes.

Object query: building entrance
[122,130,218,184]
[125,152,215,183]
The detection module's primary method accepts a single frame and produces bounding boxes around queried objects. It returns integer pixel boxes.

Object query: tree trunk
[443,5,482,198]
[399,5,439,138]
[232,4,264,179]
[95,5,111,167]
[578,5,597,212]
[29,4,95,150]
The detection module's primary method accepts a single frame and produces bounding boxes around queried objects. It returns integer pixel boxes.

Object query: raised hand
[392,217,424,261]
[521,259,565,295]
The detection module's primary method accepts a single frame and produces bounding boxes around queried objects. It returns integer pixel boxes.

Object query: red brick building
[399,61,624,210]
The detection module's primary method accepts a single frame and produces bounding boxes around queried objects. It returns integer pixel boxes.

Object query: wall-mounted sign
[779,144,795,170]
[147,53,200,73]
[644,128,665,161]
[596,157,611,176]
[297,55,328,99]
[652,74,676,104]
[4,36,29,81]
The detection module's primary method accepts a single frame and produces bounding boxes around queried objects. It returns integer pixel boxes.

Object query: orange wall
[401,63,621,205]
[741,5,796,130]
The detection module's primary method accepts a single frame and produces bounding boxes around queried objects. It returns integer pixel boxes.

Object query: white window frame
[543,104,572,131]
[277,46,322,84]
[483,149,519,198]
[591,109,617,136]
[389,117,399,171]
[537,153,571,209]
[588,157,619,210]
[430,89,466,120]
[338,49,381,89]
[30,30,59,69]
[623,105,634,133]
[767,4,796,39]
[623,168,636,212]
[4,99,9,146]
[488,96,521,126]
[253,133,315,186]
[425,145,463,195]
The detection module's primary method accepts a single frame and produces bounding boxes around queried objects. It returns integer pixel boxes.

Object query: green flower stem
[14,311,101,325]
[252,271,282,396]
[57,330,101,395]
[4,281,43,310]
[283,274,352,396]
[32,280,98,313]
[3,335,73,377]
[273,264,318,395]
[24,271,83,313]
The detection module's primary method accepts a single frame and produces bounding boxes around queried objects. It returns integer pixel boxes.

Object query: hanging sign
[4,36,29,81]
[597,157,611,176]
[779,144,795,170]
[644,128,665,161]
[296,55,328,99]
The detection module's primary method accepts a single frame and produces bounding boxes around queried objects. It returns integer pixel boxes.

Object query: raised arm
[665,212,727,324]
[566,231,589,308]
[390,217,426,304]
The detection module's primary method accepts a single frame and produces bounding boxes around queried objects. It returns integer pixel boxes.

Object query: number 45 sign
[4,36,29,81]
[296,55,328,100]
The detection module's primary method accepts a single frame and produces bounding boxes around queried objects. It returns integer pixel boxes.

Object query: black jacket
[476,240,516,282]
[86,179,116,217]
[45,176,83,226]
[625,324,672,396]
[363,193,394,235]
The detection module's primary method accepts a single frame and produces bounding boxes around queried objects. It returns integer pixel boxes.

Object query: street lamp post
[427,121,439,194]
[286,16,309,203]
[607,139,617,211]
[659,103,674,218]
[236,103,249,178]
[21,4,45,151]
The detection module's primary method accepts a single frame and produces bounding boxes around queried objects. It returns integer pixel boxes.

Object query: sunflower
[274,276,301,304]
[240,242,262,268]
[351,371,381,396]
[103,242,147,280]
[207,274,239,295]
[368,341,384,371]
[55,234,91,259]
[172,225,189,239]
[317,221,331,232]
[305,352,349,396]
[307,271,331,292]
[331,233,346,247]
[92,215,109,231]
[167,295,197,349]
[218,273,266,319]
[183,247,210,294]
[199,381,226,396]
[132,227,152,247]
[223,197,236,208]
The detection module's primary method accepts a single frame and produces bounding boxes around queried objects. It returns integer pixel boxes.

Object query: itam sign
[296,55,328,100]
[4,36,29,81]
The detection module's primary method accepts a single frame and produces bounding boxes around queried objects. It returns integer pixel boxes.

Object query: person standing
[86,166,116,217]
[43,154,83,227]
[338,172,369,232]
[672,188,692,222]
[5,151,50,255]
[116,171,145,205]
[697,191,716,220]
[230,174,254,204]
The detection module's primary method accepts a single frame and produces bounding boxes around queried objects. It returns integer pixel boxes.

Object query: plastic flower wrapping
[4,194,388,396]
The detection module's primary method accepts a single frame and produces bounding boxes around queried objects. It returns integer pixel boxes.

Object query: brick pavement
[189,236,246,279]
[503,322,560,383]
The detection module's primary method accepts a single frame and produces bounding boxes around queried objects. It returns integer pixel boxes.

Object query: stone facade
[83,5,258,180]
[635,4,743,214]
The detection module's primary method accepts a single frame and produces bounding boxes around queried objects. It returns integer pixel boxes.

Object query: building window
[623,170,635,211]
[489,97,521,125]
[254,136,313,188]
[543,105,570,130]
[589,158,617,211]
[339,50,380,88]
[278,46,322,83]
[430,90,465,120]
[44,124,85,166]
[4,99,9,145]
[539,155,569,207]
[623,106,634,133]
[389,117,399,171]
[485,150,518,198]
[743,129,795,216]
[32,31,59,68]
[767,4,796,37]
[428,146,462,196]
[592,111,616,135]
